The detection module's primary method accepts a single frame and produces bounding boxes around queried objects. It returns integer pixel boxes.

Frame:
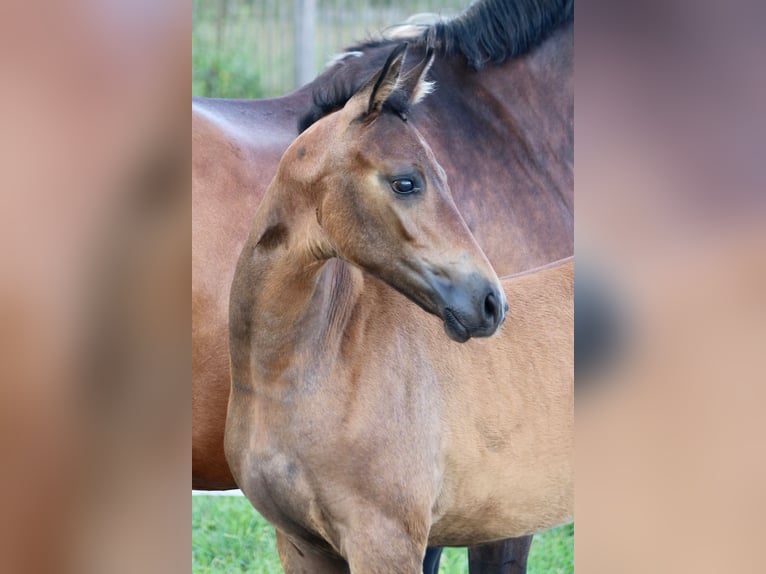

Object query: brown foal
[226,47,573,573]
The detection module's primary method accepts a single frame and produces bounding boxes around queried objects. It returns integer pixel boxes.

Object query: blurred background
[192,0,466,98]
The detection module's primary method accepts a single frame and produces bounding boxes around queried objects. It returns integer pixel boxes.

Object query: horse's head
[297,44,507,342]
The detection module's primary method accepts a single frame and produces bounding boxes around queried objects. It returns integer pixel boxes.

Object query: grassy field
[193,496,573,573]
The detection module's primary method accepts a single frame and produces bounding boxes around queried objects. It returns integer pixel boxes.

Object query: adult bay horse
[225,46,573,573]
[193,0,573,569]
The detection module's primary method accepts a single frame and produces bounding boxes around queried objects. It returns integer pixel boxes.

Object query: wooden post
[294,0,317,88]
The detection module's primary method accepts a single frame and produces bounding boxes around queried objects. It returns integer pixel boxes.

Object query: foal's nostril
[484,291,498,323]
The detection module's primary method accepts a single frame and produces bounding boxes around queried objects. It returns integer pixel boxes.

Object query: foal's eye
[391,178,418,195]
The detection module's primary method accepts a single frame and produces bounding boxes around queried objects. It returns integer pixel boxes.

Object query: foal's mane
[298,0,573,132]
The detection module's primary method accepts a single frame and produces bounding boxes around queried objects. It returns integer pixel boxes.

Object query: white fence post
[294,0,317,88]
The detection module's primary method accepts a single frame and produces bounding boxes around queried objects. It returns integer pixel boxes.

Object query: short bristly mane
[298,0,573,132]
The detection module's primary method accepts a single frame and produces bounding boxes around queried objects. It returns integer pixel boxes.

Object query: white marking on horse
[325,51,364,68]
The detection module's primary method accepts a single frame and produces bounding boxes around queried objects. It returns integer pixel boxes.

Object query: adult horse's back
[193,95,312,487]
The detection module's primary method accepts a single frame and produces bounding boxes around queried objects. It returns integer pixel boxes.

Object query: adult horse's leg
[276,530,349,574]
[468,536,534,574]
[423,547,443,574]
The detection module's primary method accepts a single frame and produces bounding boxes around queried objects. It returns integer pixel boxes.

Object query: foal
[226,46,573,573]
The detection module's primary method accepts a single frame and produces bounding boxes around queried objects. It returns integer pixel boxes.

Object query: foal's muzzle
[436,276,507,343]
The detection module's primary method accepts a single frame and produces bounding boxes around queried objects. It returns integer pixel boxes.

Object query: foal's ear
[398,47,435,105]
[365,43,407,115]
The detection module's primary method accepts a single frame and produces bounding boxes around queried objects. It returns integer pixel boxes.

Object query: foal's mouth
[443,308,471,343]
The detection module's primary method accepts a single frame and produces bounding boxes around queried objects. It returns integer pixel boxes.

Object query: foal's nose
[482,288,507,331]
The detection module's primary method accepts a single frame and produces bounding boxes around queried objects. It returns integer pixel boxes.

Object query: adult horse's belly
[427,333,574,545]
[192,100,294,488]
[429,461,573,545]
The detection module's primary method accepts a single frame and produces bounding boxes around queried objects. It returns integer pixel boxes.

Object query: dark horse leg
[423,547,443,574]
[468,537,534,574]
[423,536,532,574]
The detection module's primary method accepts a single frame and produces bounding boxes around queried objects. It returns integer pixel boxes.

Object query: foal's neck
[229,165,362,389]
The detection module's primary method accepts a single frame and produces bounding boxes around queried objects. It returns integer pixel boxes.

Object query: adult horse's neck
[478,20,572,209]
[415,21,573,274]
[228,149,361,392]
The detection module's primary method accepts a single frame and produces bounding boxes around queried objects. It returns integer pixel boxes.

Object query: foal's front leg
[276,530,349,574]
[343,511,429,574]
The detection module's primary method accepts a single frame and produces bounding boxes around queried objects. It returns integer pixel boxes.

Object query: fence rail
[193,0,468,98]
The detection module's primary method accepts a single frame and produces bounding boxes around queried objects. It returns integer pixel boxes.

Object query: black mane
[425,0,572,67]
[298,0,573,132]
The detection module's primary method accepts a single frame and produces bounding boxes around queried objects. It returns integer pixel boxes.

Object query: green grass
[193,496,573,573]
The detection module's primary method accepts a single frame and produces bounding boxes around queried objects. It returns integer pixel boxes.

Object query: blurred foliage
[192,0,467,99]
[192,32,266,99]
[192,0,266,98]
